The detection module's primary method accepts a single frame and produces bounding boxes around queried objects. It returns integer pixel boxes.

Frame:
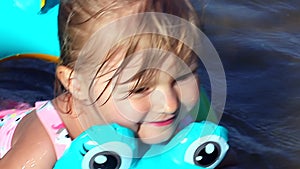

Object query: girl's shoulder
[0,108,57,168]
[11,108,49,146]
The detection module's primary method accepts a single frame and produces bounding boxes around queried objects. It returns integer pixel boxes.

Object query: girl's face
[90,52,200,144]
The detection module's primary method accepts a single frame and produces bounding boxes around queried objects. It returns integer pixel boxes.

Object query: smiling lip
[147,116,176,127]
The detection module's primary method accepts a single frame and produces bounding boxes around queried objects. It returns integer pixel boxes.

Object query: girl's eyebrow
[117,71,144,85]
[175,67,197,81]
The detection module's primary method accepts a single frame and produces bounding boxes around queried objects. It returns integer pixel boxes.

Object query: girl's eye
[132,87,150,94]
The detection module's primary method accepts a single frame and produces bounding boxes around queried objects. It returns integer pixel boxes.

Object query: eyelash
[131,86,150,94]
[127,70,198,96]
[130,73,197,92]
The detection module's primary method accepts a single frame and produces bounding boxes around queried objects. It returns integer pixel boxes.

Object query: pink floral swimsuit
[0,101,71,159]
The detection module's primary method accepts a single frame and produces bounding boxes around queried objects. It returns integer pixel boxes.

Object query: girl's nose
[151,86,179,114]
[164,88,179,114]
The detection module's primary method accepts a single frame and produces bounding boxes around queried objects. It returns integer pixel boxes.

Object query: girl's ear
[56,66,85,100]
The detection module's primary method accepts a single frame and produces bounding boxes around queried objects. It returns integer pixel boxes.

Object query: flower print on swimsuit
[55,128,72,149]
[0,113,8,127]
[0,108,32,127]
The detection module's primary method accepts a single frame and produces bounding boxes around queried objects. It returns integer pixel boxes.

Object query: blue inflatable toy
[54,121,229,169]
[54,124,138,169]
[0,0,60,62]
[135,121,229,169]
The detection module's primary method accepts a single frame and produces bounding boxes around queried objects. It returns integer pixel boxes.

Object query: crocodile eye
[82,142,133,169]
[193,141,220,167]
[184,135,228,168]
[89,151,121,169]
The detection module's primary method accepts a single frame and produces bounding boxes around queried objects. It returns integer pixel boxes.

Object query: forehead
[76,31,197,86]
[116,48,197,84]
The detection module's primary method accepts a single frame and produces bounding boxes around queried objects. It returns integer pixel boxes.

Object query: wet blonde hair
[56,0,200,106]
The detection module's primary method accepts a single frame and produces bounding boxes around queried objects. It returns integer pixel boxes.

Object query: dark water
[0,59,55,105]
[1,1,300,169]
[195,1,300,169]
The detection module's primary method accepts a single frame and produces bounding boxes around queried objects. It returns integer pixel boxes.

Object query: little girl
[0,0,217,168]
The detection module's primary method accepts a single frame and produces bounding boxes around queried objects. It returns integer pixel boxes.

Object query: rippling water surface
[195,1,300,168]
[1,1,300,169]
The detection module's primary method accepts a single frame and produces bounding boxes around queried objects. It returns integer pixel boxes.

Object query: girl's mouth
[146,116,176,127]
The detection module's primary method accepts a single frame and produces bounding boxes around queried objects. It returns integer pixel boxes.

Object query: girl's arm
[0,111,57,168]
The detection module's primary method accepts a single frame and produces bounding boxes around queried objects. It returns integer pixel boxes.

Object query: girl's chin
[137,125,176,144]
[139,135,169,144]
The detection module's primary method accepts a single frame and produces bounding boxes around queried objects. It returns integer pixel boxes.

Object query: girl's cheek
[109,95,151,124]
[129,96,151,114]
[177,79,200,111]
